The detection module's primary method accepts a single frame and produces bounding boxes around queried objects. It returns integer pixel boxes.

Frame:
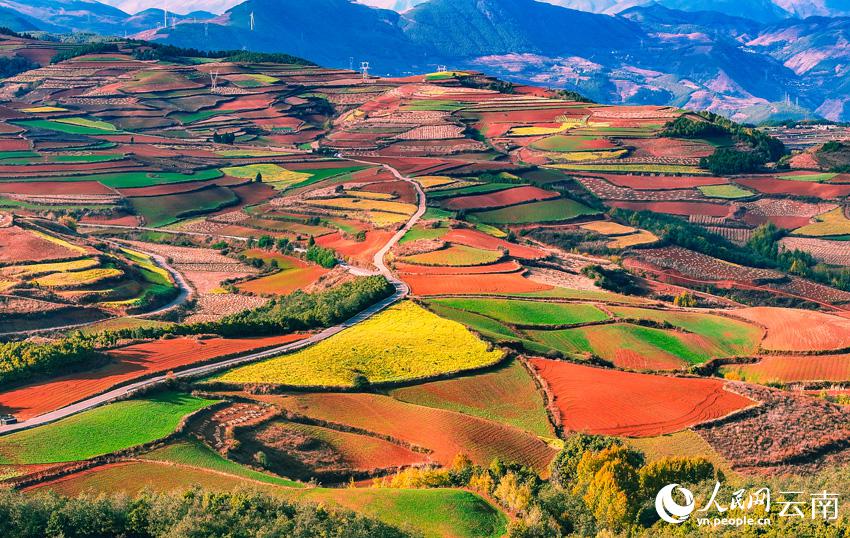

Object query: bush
[306,245,338,268]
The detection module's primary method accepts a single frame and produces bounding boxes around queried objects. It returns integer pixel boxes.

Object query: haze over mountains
[5,0,850,123]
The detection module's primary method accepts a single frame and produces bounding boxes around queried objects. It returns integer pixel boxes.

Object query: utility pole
[210,71,219,92]
[250,11,255,31]
[360,61,370,81]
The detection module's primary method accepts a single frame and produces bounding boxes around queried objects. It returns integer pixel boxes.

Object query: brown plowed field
[728,307,850,352]
[268,393,557,474]
[0,335,306,420]
[0,226,82,263]
[0,181,113,195]
[530,359,754,437]
[316,230,394,268]
[405,272,553,296]
[395,260,523,275]
[582,173,727,190]
[443,186,559,210]
[442,229,547,260]
[723,354,850,383]
[736,177,850,199]
[608,200,731,217]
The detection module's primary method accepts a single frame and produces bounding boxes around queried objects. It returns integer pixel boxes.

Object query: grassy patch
[469,198,599,224]
[429,298,608,326]
[0,392,216,464]
[130,186,238,227]
[698,184,755,199]
[141,438,301,487]
[399,244,503,267]
[217,301,503,387]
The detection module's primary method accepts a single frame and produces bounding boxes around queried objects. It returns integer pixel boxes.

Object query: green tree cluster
[0,488,407,538]
[0,333,110,388]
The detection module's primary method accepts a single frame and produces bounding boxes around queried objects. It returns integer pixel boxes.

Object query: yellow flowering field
[218,301,504,387]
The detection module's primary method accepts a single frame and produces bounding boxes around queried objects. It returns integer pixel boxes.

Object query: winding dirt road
[0,163,425,435]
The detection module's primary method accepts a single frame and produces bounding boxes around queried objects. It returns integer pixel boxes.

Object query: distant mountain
[150,0,426,72]
[0,0,131,34]
[0,5,45,32]
[358,0,425,11]
[124,8,216,31]
[553,0,850,20]
[99,0,240,15]
[400,0,644,58]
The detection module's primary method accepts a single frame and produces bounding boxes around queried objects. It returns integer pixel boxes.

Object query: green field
[217,301,504,387]
[399,244,503,267]
[428,298,608,326]
[529,135,608,152]
[428,183,517,200]
[527,323,728,366]
[0,169,224,188]
[399,225,448,244]
[141,438,302,487]
[130,185,239,227]
[551,163,706,174]
[13,118,117,135]
[389,360,554,438]
[0,392,216,464]
[776,172,838,183]
[469,198,599,224]
[608,306,762,357]
[698,184,755,199]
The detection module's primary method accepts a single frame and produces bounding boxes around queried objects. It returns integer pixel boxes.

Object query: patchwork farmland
[0,33,848,538]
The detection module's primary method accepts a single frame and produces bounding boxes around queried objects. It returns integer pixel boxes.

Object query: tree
[673,291,697,307]
[573,446,644,531]
[257,235,274,249]
[255,172,263,183]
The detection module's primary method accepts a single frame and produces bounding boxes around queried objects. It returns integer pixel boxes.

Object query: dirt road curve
[0,163,424,435]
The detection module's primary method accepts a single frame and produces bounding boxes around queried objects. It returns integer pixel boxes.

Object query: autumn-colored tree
[573,446,643,531]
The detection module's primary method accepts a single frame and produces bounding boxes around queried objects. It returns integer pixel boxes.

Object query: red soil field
[269,393,557,474]
[79,213,141,226]
[117,179,227,197]
[256,421,427,473]
[215,94,275,111]
[237,255,328,295]
[609,200,731,217]
[736,177,850,199]
[530,359,754,437]
[0,181,114,195]
[728,354,850,383]
[0,335,306,421]
[443,186,559,210]
[627,138,714,159]
[404,272,553,296]
[395,259,523,275]
[359,180,417,203]
[442,229,547,260]
[728,307,850,352]
[582,173,727,190]
[0,226,82,263]
[316,230,394,269]
[0,139,31,151]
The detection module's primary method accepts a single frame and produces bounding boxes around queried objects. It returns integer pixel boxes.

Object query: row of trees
[109,275,394,340]
[0,488,407,538]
